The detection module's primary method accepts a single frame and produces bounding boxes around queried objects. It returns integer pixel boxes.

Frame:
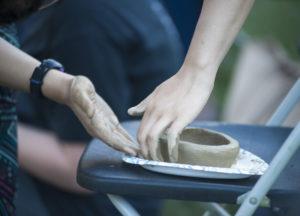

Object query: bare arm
[184,0,255,70]
[0,37,138,155]
[0,37,72,103]
[128,0,255,161]
[18,123,92,194]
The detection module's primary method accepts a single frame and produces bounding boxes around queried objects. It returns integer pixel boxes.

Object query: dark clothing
[16,0,183,215]
[162,0,203,53]
[0,24,19,216]
[17,0,183,141]
[19,176,161,216]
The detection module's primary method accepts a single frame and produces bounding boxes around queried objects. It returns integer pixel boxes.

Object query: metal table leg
[236,122,300,216]
[107,194,140,216]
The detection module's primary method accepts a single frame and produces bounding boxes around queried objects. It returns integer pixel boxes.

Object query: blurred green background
[214,0,300,113]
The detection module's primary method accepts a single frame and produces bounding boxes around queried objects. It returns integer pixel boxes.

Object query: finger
[95,95,121,126]
[72,98,138,156]
[115,123,138,147]
[128,94,152,116]
[105,136,138,156]
[112,125,139,151]
[91,115,139,154]
[167,121,185,163]
[136,110,157,158]
[109,133,139,156]
[93,124,139,156]
[100,110,138,148]
[124,146,138,156]
[127,107,144,117]
[96,97,136,145]
[94,95,134,146]
[147,117,171,161]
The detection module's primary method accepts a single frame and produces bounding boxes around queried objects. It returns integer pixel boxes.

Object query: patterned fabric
[0,24,19,216]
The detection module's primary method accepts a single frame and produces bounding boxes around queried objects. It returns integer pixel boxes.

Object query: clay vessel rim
[178,140,238,149]
[160,127,239,148]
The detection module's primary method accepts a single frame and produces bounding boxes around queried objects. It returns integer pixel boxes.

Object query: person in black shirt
[16,0,183,215]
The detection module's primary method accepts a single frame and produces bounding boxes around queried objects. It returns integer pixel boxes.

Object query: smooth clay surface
[159,128,240,168]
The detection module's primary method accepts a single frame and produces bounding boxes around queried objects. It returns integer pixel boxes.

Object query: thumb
[128,95,151,116]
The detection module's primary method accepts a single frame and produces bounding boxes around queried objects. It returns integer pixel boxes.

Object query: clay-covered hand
[68,76,139,156]
[128,66,215,162]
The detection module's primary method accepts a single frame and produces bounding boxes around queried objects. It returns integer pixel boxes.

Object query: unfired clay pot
[159,128,240,168]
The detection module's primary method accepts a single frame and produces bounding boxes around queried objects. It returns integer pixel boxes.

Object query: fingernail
[128,107,136,114]
[128,106,144,116]
[118,125,136,143]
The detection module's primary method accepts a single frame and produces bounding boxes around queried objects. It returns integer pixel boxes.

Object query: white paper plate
[122,149,268,179]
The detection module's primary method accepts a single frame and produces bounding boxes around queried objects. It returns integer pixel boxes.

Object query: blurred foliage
[212,44,240,113]
[213,0,300,112]
[242,0,300,61]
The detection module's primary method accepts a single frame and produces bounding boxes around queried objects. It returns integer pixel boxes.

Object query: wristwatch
[30,59,64,99]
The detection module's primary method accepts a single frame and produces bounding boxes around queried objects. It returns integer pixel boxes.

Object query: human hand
[128,66,216,162]
[68,76,139,156]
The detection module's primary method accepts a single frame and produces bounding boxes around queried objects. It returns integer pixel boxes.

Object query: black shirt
[17,0,183,142]
[16,0,183,215]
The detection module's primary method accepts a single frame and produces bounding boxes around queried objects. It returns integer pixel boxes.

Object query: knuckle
[146,134,155,144]
[148,102,159,111]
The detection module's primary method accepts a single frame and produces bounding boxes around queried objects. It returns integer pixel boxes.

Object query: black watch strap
[30,59,64,99]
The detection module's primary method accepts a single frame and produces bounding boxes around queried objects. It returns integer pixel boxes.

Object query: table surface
[77,121,299,207]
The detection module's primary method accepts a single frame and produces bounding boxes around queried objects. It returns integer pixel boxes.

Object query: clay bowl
[159,128,240,168]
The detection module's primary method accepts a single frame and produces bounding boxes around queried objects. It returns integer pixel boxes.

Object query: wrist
[179,61,218,85]
[42,69,74,105]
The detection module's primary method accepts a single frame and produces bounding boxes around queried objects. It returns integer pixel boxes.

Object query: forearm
[183,0,255,74]
[0,38,73,104]
[18,123,92,194]
[127,0,255,161]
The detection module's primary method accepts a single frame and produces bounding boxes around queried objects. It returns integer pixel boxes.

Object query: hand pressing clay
[158,128,239,168]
